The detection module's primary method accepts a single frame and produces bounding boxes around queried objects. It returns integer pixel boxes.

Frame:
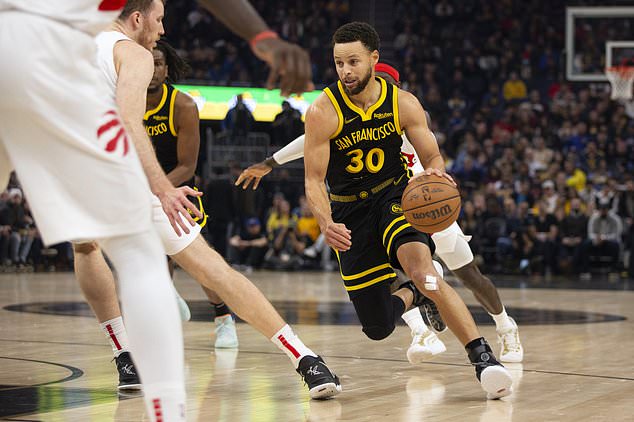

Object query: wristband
[249,30,279,50]
[264,156,280,168]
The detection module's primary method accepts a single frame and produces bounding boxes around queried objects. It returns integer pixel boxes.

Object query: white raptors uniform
[399,134,474,270]
[95,31,201,255]
[0,0,153,245]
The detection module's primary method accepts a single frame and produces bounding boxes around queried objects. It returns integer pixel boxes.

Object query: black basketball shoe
[466,338,512,399]
[421,296,448,334]
[114,352,142,391]
[296,355,342,400]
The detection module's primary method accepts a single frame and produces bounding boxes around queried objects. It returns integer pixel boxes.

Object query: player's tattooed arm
[304,95,351,252]
[398,90,455,186]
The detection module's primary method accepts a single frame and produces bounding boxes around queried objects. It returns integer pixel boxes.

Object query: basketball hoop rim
[605,65,634,77]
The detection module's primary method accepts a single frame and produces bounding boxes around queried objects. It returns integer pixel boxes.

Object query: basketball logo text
[412,204,453,221]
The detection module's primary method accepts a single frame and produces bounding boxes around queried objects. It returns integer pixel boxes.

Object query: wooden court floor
[1,269,633,421]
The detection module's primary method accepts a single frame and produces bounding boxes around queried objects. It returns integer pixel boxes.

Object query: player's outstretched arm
[115,41,202,235]
[304,96,351,252]
[235,134,306,190]
[197,0,313,96]
[398,89,455,186]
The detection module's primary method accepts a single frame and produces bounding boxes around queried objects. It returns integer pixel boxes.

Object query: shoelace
[500,330,521,353]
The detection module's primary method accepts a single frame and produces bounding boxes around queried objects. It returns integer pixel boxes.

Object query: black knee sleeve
[362,324,395,341]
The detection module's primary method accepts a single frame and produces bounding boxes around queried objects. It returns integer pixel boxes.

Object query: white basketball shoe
[497,318,523,363]
[407,328,447,364]
[214,315,239,349]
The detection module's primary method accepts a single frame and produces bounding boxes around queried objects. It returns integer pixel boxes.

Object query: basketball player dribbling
[303,22,512,399]
[237,63,524,364]
[76,0,341,400]
[0,1,191,421]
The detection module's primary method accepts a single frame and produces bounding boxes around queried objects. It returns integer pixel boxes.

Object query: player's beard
[342,65,373,96]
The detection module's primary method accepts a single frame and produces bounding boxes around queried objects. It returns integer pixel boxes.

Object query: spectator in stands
[503,71,527,102]
[482,83,505,119]
[223,94,255,142]
[592,179,619,215]
[527,199,559,276]
[228,217,268,272]
[264,199,301,270]
[271,101,303,146]
[578,202,623,280]
[559,198,588,275]
[541,180,559,215]
[497,197,523,272]
[292,203,320,266]
[530,136,554,173]
[5,189,28,266]
[453,155,483,194]
[563,158,587,193]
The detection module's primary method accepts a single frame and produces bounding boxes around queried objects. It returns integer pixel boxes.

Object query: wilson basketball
[401,174,461,233]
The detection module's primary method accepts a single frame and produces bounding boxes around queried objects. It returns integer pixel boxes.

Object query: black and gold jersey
[324,77,407,196]
[144,83,206,227]
[144,83,179,176]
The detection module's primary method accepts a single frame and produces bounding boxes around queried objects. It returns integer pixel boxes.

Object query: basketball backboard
[566,7,634,82]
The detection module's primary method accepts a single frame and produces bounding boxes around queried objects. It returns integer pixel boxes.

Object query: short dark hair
[332,22,380,52]
[119,0,164,20]
[155,39,191,83]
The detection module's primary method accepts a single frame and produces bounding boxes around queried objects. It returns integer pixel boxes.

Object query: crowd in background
[162,0,351,87]
[2,0,634,280]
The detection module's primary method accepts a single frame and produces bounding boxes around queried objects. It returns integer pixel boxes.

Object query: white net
[605,66,634,100]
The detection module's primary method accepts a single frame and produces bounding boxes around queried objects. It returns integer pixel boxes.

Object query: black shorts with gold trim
[331,176,435,298]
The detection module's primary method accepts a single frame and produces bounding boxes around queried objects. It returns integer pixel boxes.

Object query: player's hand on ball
[235,162,273,190]
[157,186,203,236]
[324,222,352,252]
[410,168,456,187]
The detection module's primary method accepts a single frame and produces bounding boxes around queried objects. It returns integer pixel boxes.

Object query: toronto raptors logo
[97,110,130,157]
[402,152,416,168]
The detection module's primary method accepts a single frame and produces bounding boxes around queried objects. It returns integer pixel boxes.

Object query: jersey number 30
[345,148,385,174]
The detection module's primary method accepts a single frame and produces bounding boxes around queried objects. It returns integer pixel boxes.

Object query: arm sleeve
[272,134,306,165]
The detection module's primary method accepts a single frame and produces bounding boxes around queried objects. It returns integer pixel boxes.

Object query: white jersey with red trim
[95,31,133,98]
[400,133,425,174]
[0,0,123,35]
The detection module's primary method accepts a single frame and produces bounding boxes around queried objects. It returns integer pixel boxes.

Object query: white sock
[144,385,186,422]
[270,324,317,368]
[401,307,429,334]
[100,316,129,357]
[100,230,185,422]
[490,307,513,331]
